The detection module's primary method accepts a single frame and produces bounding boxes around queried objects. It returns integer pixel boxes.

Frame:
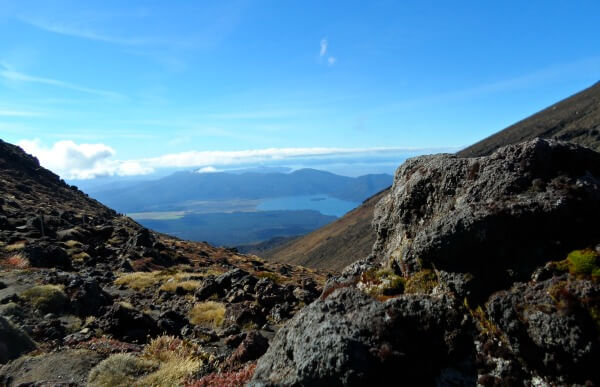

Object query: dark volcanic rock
[373,138,600,293]
[251,287,474,386]
[97,303,159,343]
[485,277,599,384]
[24,244,72,270]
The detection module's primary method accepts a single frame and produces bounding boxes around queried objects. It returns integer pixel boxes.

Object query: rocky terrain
[262,81,600,274]
[250,138,599,386]
[0,139,327,386]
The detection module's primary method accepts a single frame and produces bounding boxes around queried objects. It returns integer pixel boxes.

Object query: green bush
[20,285,68,313]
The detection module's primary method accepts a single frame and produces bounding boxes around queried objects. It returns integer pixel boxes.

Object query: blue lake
[257,195,359,217]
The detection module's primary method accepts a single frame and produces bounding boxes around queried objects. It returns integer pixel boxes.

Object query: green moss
[567,249,599,279]
[359,267,405,299]
[404,269,438,294]
[20,285,68,314]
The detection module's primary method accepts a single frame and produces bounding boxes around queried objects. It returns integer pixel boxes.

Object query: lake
[257,195,359,217]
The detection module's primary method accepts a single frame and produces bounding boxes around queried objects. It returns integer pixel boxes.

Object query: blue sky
[0,0,599,179]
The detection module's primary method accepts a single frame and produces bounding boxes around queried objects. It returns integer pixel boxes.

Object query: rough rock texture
[251,287,474,386]
[252,138,600,386]
[373,138,600,292]
[0,316,36,364]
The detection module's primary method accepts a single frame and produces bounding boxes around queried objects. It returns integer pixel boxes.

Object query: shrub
[2,253,29,269]
[20,285,68,313]
[255,271,284,284]
[188,302,226,328]
[187,362,257,387]
[404,269,438,294]
[87,353,156,387]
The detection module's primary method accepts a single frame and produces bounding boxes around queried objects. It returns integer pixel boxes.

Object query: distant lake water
[258,195,359,217]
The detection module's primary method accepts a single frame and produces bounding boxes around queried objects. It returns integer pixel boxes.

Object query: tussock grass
[87,353,156,387]
[20,284,68,313]
[4,242,25,251]
[189,301,226,328]
[63,240,82,248]
[115,270,210,292]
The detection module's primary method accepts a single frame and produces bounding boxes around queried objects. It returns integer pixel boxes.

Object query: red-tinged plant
[186,362,257,387]
[2,253,29,269]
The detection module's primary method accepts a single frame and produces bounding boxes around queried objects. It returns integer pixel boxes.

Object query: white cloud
[0,63,124,99]
[328,56,336,66]
[196,166,219,173]
[320,38,327,56]
[17,139,153,179]
[17,138,453,180]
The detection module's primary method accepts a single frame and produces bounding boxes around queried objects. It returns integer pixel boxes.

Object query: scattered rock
[0,316,36,364]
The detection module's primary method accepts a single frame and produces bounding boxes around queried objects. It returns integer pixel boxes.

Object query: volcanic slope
[0,139,327,386]
[260,81,600,272]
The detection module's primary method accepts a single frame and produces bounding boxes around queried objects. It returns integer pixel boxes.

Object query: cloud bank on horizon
[17,138,453,180]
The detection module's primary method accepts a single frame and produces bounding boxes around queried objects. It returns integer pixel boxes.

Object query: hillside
[261,81,600,272]
[252,189,388,272]
[458,81,600,157]
[0,139,327,385]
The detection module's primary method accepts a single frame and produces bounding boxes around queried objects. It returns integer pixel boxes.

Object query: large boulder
[250,287,474,386]
[373,138,600,289]
[0,316,36,364]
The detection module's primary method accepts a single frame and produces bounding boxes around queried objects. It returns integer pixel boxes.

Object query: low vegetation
[1,253,29,269]
[404,269,438,294]
[358,267,405,299]
[87,353,156,387]
[20,284,68,313]
[188,362,257,387]
[551,249,600,280]
[189,301,226,328]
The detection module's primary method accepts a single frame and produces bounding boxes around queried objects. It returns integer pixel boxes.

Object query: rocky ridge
[250,139,600,386]
[0,139,327,386]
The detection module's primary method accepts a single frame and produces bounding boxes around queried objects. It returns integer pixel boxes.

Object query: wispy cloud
[320,38,328,57]
[19,17,165,47]
[0,63,125,99]
[19,138,454,179]
[319,38,336,66]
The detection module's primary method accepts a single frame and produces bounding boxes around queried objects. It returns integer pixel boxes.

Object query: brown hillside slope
[458,81,600,157]
[259,189,388,272]
[261,81,600,272]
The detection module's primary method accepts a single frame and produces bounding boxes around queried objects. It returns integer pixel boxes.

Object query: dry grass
[159,280,202,293]
[87,353,156,387]
[188,301,226,328]
[72,252,91,263]
[115,270,209,292]
[4,242,25,251]
[63,240,82,248]
[20,284,68,313]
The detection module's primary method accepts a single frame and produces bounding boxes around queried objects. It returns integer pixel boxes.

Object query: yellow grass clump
[188,301,226,328]
[4,242,25,251]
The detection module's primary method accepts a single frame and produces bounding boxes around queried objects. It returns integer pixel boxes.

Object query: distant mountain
[458,81,600,157]
[261,81,600,272]
[87,168,393,213]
